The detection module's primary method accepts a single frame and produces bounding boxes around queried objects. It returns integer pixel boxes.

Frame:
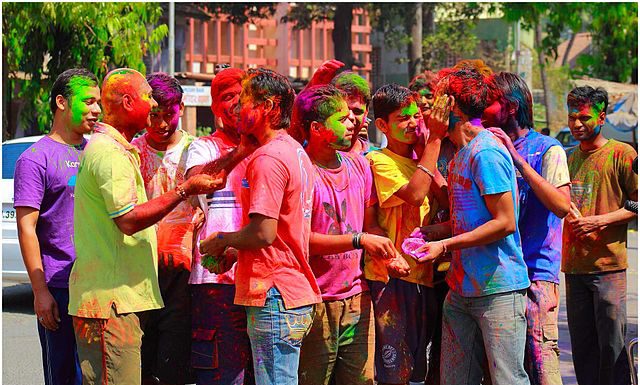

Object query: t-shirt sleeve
[92,150,139,218]
[619,145,638,201]
[185,138,219,174]
[13,157,45,210]
[540,145,571,187]
[472,149,513,196]
[351,153,377,208]
[247,154,288,220]
[366,152,408,208]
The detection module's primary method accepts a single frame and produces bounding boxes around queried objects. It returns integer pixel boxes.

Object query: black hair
[50,68,98,114]
[493,72,534,129]
[372,84,415,122]
[244,68,295,129]
[567,86,609,114]
[438,68,497,119]
[146,72,183,107]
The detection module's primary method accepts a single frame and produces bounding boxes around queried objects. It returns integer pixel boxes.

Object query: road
[3,231,638,385]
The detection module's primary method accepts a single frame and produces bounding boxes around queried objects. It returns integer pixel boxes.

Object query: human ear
[122,94,134,111]
[55,95,67,111]
[375,118,389,134]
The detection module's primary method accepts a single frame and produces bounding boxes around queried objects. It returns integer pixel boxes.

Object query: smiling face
[147,102,183,144]
[66,77,101,135]
[213,83,242,131]
[316,99,356,150]
[384,101,421,145]
[567,102,606,142]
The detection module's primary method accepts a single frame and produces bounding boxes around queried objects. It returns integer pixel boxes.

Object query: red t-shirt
[235,132,322,309]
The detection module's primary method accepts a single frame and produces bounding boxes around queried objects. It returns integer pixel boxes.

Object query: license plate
[2,204,16,221]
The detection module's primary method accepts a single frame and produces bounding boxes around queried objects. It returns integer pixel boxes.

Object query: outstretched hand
[307,60,345,88]
[487,127,519,159]
[182,173,226,195]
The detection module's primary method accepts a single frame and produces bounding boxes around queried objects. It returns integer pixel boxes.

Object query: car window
[2,143,34,179]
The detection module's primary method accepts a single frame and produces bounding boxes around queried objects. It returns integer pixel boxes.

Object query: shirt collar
[93,122,136,151]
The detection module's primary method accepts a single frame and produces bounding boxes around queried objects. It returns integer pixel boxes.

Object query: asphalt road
[3,231,638,385]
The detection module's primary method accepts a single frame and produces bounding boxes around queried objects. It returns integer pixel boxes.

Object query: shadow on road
[2,283,34,315]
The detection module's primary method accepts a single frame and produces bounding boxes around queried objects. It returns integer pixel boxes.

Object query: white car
[2,135,44,282]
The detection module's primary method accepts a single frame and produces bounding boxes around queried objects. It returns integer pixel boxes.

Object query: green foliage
[196,126,213,137]
[573,3,638,83]
[3,2,168,134]
[281,3,335,30]
[199,3,276,25]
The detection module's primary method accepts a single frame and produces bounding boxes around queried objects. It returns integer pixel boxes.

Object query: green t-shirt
[69,122,163,318]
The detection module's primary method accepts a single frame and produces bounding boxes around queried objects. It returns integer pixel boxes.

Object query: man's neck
[255,125,282,146]
[457,120,484,148]
[503,122,529,142]
[146,130,182,152]
[385,138,413,159]
[102,115,136,142]
[48,120,84,146]
[579,133,608,152]
[307,140,341,169]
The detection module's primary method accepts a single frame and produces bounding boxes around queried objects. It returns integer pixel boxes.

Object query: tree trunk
[535,22,552,129]
[332,4,355,69]
[561,32,576,67]
[407,2,423,78]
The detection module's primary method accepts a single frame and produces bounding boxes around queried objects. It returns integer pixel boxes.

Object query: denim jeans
[441,289,529,385]
[245,287,314,385]
[525,281,562,385]
[565,271,629,385]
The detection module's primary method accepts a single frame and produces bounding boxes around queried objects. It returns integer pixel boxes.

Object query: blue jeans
[566,271,629,385]
[441,289,529,385]
[37,287,82,385]
[245,287,314,385]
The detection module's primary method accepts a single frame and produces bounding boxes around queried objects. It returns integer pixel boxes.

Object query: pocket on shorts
[277,302,314,347]
[191,328,218,369]
[542,322,558,342]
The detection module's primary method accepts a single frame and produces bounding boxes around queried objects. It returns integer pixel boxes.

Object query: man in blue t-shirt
[484,72,571,385]
[412,68,530,385]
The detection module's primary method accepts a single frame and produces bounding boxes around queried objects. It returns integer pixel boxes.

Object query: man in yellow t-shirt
[365,84,447,385]
[69,68,223,385]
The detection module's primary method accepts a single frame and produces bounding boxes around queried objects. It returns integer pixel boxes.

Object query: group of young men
[14,58,637,385]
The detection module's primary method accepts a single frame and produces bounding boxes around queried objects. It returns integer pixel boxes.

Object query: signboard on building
[182,86,211,107]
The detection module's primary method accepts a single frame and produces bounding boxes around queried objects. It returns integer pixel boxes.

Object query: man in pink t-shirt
[292,85,405,385]
[199,68,321,385]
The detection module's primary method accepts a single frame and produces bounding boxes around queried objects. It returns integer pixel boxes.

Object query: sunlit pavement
[3,231,638,385]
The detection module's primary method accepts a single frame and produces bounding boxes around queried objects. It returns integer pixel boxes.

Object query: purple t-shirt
[13,136,86,288]
[310,151,375,301]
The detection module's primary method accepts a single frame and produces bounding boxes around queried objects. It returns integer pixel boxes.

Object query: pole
[169,2,175,75]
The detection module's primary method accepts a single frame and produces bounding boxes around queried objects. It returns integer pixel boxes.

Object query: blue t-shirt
[446,129,530,297]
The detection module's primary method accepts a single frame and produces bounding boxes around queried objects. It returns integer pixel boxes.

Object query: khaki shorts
[72,306,144,385]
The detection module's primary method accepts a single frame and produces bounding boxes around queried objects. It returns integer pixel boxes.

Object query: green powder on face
[68,76,97,126]
[400,102,419,117]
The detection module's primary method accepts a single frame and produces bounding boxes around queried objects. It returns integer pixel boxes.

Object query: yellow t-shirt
[69,122,164,319]
[365,148,438,286]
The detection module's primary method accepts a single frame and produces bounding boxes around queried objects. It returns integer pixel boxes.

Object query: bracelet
[175,185,187,200]
[416,164,435,178]
[440,240,448,253]
[352,232,366,249]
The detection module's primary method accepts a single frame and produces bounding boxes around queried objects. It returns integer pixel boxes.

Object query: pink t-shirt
[185,130,248,285]
[235,132,322,309]
[310,152,375,301]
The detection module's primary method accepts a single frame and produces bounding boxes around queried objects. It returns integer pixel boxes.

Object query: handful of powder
[402,237,428,260]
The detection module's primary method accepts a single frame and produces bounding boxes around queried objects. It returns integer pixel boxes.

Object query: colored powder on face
[323,102,353,149]
[68,76,97,126]
[334,72,370,100]
[400,102,419,117]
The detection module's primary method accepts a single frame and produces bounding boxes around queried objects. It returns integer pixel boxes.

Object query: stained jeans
[441,289,530,385]
[525,281,563,385]
[565,271,630,385]
[245,287,314,385]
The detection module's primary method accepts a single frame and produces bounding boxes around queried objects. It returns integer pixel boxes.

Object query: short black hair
[294,85,346,136]
[493,72,534,129]
[146,72,183,107]
[372,84,415,122]
[50,68,98,114]
[567,86,609,114]
[244,68,296,130]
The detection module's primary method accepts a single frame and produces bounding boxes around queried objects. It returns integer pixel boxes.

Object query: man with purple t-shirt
[14,68,101,385]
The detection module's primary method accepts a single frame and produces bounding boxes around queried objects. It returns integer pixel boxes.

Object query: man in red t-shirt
[200,68,321,385]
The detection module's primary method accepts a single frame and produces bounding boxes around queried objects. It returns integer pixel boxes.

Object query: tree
[575,3,638,83]
[2,3,168,139]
